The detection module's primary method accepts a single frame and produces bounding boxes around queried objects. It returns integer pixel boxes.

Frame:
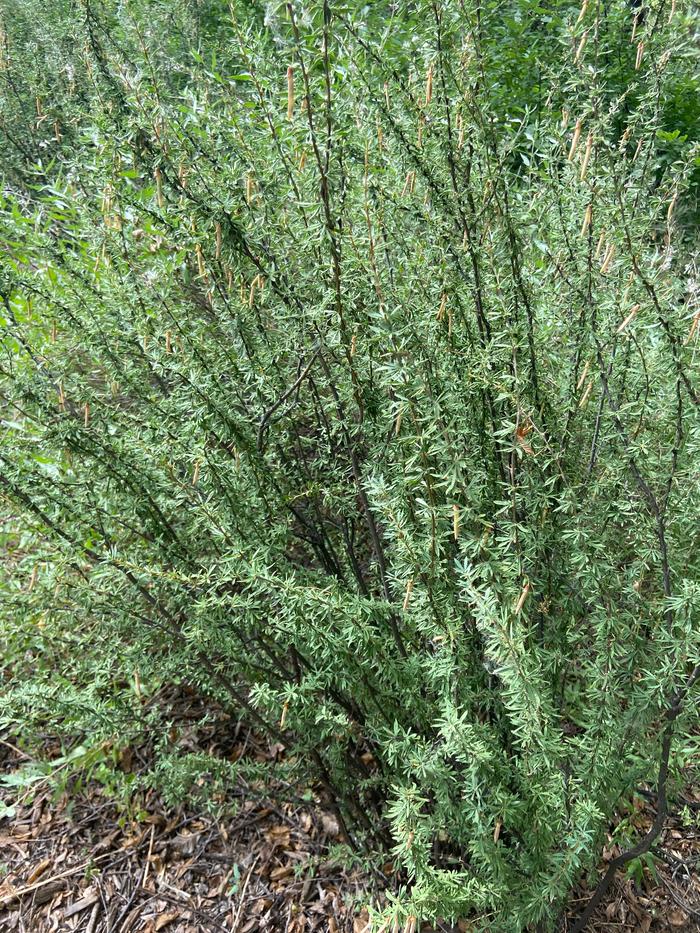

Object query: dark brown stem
[570,663,700,933]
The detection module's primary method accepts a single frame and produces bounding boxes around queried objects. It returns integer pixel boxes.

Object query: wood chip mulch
[0,761,376,933]
[0,686,381,933]
[1,702,698,933]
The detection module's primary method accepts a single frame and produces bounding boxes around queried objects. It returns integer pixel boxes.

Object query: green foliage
[1,0,699,929]
[625,850,659,888]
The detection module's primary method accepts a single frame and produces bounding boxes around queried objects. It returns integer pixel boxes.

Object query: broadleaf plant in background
[0,0,699,929]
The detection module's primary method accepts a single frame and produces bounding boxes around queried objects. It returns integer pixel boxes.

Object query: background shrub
[1,1,699,929]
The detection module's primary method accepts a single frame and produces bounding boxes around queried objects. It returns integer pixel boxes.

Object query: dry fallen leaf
[120,832,144,849]
[64,889,99,919]
[354,908,370,933]
[154,911,180,931]
[119,746,134,772]
[602,844,618,862]
[668,908,688,927]
[26,858,52,885]
[321,813,340,836]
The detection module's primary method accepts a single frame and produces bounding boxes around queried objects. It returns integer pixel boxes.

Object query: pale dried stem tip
[425,63,433,105]
[600,243,615,274]
[299,150,307,170]
[576,0,588,24]
[635,41,644,70]
[192,460,201,486]
[417,117,423,149]
[402,579,414,611]
[350,334,357,357]
[154,167,163,208]
[594,231,606,260]
[279,701,289,729]
[668,0,676,22]
[403,917,417,933]
[28,566,38,592]
[580,203,592,237]
[286,65,294,120]
[579,378,593,408]
[576,359,590,391]
[394,409,403,435]
[246,173,254,205]
[453,503,460,541]
[514,582,530,614]
[617,304,640,334]
[568,119,582,161]
[667,193,677,224]
[574,31,588,63]
[165,331,172,353]
[493,818,503,843]
[437,292,447,321]
[83,402,90,428]
[621,275,633,306]
[580,133,593,180]
[685,311,700,345]
[215,222,222,260]
[633,138,644,162]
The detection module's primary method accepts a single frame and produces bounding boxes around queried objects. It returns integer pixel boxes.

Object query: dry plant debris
[1,703,698,933]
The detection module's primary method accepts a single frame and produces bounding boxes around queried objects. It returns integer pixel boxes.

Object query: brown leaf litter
[1,696,698,933]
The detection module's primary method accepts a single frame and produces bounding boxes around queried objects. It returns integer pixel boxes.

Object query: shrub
[1,1,699,929]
